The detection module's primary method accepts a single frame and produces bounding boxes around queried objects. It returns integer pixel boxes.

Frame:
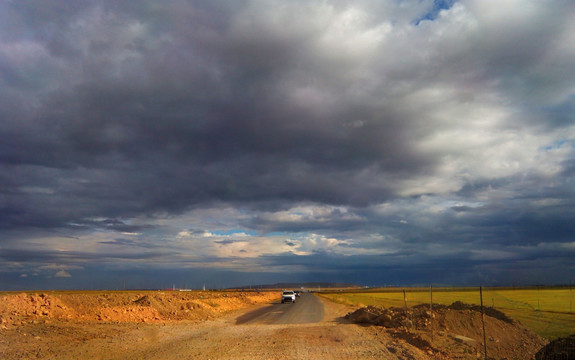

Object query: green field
[320,287,575,340]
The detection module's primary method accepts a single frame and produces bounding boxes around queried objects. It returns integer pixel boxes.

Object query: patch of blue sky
[545,140,573,151]
[414,0,457,25]
[543,139,573,151]
[211,229,257,236]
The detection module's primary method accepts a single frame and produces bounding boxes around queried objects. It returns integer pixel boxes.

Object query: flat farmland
[320,287,575,340]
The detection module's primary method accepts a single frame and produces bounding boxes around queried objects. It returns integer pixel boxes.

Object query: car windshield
[283,291,293,295]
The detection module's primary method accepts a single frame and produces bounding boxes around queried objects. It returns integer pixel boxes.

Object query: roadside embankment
[0,290,278,326]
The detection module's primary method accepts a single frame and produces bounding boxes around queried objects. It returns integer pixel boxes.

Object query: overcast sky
[1,0,574,290]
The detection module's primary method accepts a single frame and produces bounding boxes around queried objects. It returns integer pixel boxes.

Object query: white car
[281,290,296,303]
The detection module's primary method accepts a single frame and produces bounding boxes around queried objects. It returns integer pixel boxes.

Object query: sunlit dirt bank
[0,291,279,324]
[0,290,277,359]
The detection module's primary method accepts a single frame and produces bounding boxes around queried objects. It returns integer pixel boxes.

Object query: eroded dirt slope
[346,302,548,359]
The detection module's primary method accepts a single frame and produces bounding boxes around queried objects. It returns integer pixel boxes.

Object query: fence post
[571,280,573,313]
[403,289,407,310]
[480,286,487,360]
[403,289,412,329]
[430,284,433,342]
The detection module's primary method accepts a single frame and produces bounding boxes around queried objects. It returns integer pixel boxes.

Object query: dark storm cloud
[0,6,482,158]
[99,237,162,249]
[0,247,178,263]
[1,0,575,289]
[0,0,431,221]
[255,252,488,285]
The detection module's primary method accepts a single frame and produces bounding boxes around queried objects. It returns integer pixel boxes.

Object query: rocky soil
[345,301,548,359]
[0,290,277,359]
[535,334,575,360]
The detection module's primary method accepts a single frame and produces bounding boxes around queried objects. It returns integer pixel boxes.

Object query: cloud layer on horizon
[1,0,574,289]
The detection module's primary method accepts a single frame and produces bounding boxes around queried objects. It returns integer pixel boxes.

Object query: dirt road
[29,293,430,360]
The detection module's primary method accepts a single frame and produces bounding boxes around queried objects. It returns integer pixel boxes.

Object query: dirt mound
[346,302,547,359]
[0,293,76,325]
[446,301,514,324]
[0,290,280,360]
[0,291,278,326]
[535,334,575,360]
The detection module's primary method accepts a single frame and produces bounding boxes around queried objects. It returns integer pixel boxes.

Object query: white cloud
[258,205,362,224]
[54,270,72,278]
